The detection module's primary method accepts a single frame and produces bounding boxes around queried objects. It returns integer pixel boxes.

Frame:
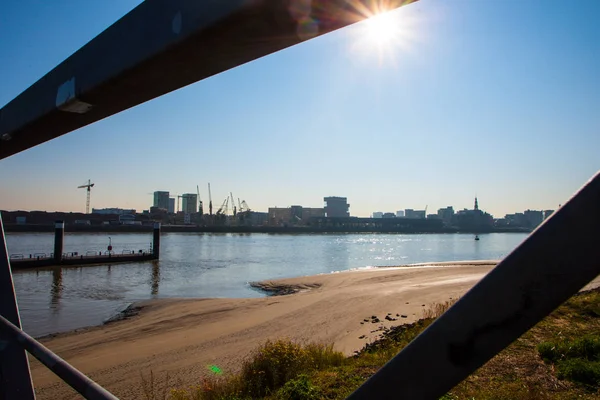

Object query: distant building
[505,213,527,227]
[372,212,383,218]
[181,193,198,214]
[437,206,455,225]
[153,191,170,210]
[268,206,325,226]
[524,210,544,229]
[168,198,175,214]
[396,210,405,218]
[324,197,350,218]
[302,208,326,220]
[455,197,493,231]
[118,214,136,224]
[427,214,440,219]
[92,208,136,215]
[382,212,395,218]
[244,211,268,226]
[405,209,426,219]
[268,207,291,225]
[150,206,168,215]
[543,210,555,220]
[414,210,426,219]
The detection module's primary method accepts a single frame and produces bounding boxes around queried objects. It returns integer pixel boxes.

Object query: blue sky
[0,0,598,217]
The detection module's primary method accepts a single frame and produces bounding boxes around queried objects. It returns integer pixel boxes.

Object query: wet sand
[28,261,599,399]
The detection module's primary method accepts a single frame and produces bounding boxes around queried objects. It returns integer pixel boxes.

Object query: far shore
[29,261,600,399]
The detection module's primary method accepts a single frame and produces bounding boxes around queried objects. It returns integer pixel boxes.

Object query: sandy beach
[28,262,600,399]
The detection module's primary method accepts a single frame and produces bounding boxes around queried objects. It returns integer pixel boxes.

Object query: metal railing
[0,315,118,400]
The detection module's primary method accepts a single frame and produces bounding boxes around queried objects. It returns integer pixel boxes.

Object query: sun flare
[349,6,421,66]
[365,12,398,47]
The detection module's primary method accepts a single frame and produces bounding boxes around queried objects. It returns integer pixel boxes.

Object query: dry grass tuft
[421,298,458,319]
[140,370,170,400]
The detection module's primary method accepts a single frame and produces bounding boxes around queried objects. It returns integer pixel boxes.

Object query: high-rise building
[168,198,175,214]
[373,212,383,218]
[153,191,170,210]
[181,193,198,214]
[324,197,350,218]
[396,210,405,218]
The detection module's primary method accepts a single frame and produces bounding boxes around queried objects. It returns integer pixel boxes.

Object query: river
[7,232,527,337]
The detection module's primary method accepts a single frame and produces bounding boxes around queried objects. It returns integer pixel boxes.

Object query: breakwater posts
[9,221,160,270]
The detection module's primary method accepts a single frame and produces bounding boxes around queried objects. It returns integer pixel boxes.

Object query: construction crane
[241,200,250,212]
[208,183,213,215]
[77,179,95,214]
[197,185,203,215]
[230,192,236,216]
[216,196,228,215]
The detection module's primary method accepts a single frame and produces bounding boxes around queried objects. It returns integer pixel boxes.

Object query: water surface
[7,232,527,337]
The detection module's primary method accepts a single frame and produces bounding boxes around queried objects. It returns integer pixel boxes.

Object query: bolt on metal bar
[348,171,600,399]
[0,213,36,399]
[0,314,118,400]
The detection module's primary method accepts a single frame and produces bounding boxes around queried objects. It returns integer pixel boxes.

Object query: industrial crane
[208,183,213,215]
[77,179,95,214]
[230,192,236,216]
[216,196,228,215]
[241,200,250,212]
[197,185,203,215]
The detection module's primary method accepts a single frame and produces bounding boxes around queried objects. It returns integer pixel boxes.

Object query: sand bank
[28,262,599,399]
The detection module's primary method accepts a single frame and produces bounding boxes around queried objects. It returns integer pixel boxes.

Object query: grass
[163,289,600,399]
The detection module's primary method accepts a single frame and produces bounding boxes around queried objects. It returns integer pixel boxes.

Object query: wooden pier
[9,221,160,270]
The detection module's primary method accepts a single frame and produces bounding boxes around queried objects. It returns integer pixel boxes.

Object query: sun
[364,12,399,47]
[348,7,419,66]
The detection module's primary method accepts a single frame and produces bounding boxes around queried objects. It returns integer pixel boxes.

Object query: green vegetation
[164,289,600,399]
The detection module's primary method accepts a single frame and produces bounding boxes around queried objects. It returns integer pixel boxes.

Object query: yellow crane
[77,179,95,214]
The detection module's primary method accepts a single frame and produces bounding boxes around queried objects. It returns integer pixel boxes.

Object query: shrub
[276,374,322,400]
[240,339,344,397]
[557,359,600,387]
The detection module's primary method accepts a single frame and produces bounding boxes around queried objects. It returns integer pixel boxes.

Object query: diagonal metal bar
[0,0,417,160]
[0,213,36,399]
[0,315,118,400]
[348,171,600,399]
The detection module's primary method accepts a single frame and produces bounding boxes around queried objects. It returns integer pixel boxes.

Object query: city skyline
[1,0,598,218]
[2,186,557,220]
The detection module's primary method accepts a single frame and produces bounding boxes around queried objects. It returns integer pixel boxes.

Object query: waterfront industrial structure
[8,222,160,269]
